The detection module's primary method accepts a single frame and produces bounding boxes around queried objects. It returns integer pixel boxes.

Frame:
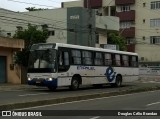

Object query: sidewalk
[0,84,31,91]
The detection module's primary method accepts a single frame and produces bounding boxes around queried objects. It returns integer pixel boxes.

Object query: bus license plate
[36,81,41,83]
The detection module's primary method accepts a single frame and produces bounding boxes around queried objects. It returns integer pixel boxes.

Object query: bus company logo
[105,66,116,82]
[77,66,95,70]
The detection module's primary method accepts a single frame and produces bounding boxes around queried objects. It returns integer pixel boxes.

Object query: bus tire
[69,77,80,90]
[111,75,122,87]
[48,86,57,91]
[115,75,122,87]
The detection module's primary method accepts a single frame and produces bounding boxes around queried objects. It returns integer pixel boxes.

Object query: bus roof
[56,43,138,56]
[31,43,138,56]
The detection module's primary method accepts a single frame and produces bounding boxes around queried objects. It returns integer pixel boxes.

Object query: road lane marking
[146,101,160,106]
[18,93,49,96]
[90,116,100,119]
[16,90,160,110]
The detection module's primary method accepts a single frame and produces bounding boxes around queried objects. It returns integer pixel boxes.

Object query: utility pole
[87,0,93,47]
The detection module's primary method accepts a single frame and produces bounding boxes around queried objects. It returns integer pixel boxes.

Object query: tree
[25,7,48,11]
[107,32,127,51]
[14,24,48,67]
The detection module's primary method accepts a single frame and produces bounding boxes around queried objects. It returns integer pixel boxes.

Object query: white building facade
[0,6,119,47]
[62,0,160,66]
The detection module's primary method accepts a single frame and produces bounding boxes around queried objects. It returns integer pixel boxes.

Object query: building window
[143,3,146,7]
[48,31,55,36]
[16,26,23,31]
[151,1,160,9]
[96,33,99,44]
[126,38,134,44]
[7,33,11,37]
[82,51,93,65]
[71,50,81,65]
[143,19,146,23]
[150,36,160,44]
[121,6,130,12]
[120,22,131,29]
[94,52,103,65]
[150,19,160,27]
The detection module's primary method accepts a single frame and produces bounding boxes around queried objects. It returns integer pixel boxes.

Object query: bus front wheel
[69,77,80,90]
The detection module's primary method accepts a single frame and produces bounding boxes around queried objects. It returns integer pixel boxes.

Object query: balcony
[84,0,102,9]
[120,27,135,38]
[96,16,119,31]
[126,44,135,52]
[0,37,24,49]
[116,10,135,21]
[115,0,135,5]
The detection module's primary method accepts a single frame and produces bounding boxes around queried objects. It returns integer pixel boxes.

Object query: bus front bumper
[28,78,57,87]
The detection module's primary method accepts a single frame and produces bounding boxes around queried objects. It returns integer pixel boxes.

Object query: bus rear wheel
[111,75,122,87]
[69,77,80,90]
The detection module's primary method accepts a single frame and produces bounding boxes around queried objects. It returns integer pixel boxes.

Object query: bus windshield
[28,49,57,73]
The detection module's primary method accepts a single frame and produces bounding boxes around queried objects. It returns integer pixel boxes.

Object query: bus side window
[131,56,137,67]
[122,55,129,67]
[59,51,69,66]
[115,54,121,66]
[58,51,69,72]
[94,52,103,65]
[71,50,81,65]
[59,51,63,65]
[104,53,112,66]
[64,52,69,65]
[82,51,93,65]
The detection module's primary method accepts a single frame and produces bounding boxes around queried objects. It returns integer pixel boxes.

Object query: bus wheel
[111,75,122,87]
[48,86,57,91]
[115,75,122,87]
[70,77,80,90]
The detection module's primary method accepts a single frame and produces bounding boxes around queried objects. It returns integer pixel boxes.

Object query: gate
[0,56,6,83]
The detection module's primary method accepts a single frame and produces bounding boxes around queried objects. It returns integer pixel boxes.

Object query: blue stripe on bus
[28,78,57,88]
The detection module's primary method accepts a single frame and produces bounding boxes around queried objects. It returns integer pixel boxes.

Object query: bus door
[57,48,70,86]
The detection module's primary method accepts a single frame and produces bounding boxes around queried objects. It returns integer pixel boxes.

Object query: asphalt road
[0,83,160,119]
[0,82,160,107]
[11,90,160,119]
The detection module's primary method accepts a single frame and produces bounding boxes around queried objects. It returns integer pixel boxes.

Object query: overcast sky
[0,0,77,12]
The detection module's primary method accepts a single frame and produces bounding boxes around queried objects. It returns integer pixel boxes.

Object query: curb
[1,86,160,110]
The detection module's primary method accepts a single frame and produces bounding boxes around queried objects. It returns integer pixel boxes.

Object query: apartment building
[62,0,160,66]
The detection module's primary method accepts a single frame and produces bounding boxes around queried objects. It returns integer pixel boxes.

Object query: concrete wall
[67,7,96,47]
[135,0,160,62]
[23,9,68,44]
[0,47,21,84]
[62,1,83,8]
[0,37,24,84]
[0,8,68,44]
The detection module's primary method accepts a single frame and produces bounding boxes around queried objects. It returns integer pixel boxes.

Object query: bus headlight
[28,78,32,81]
[48,78,52,81]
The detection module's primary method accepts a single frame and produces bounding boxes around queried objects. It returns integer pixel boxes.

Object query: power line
[7,0,58,8]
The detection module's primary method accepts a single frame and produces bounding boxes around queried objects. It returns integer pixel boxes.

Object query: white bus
[27,43,139,90]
